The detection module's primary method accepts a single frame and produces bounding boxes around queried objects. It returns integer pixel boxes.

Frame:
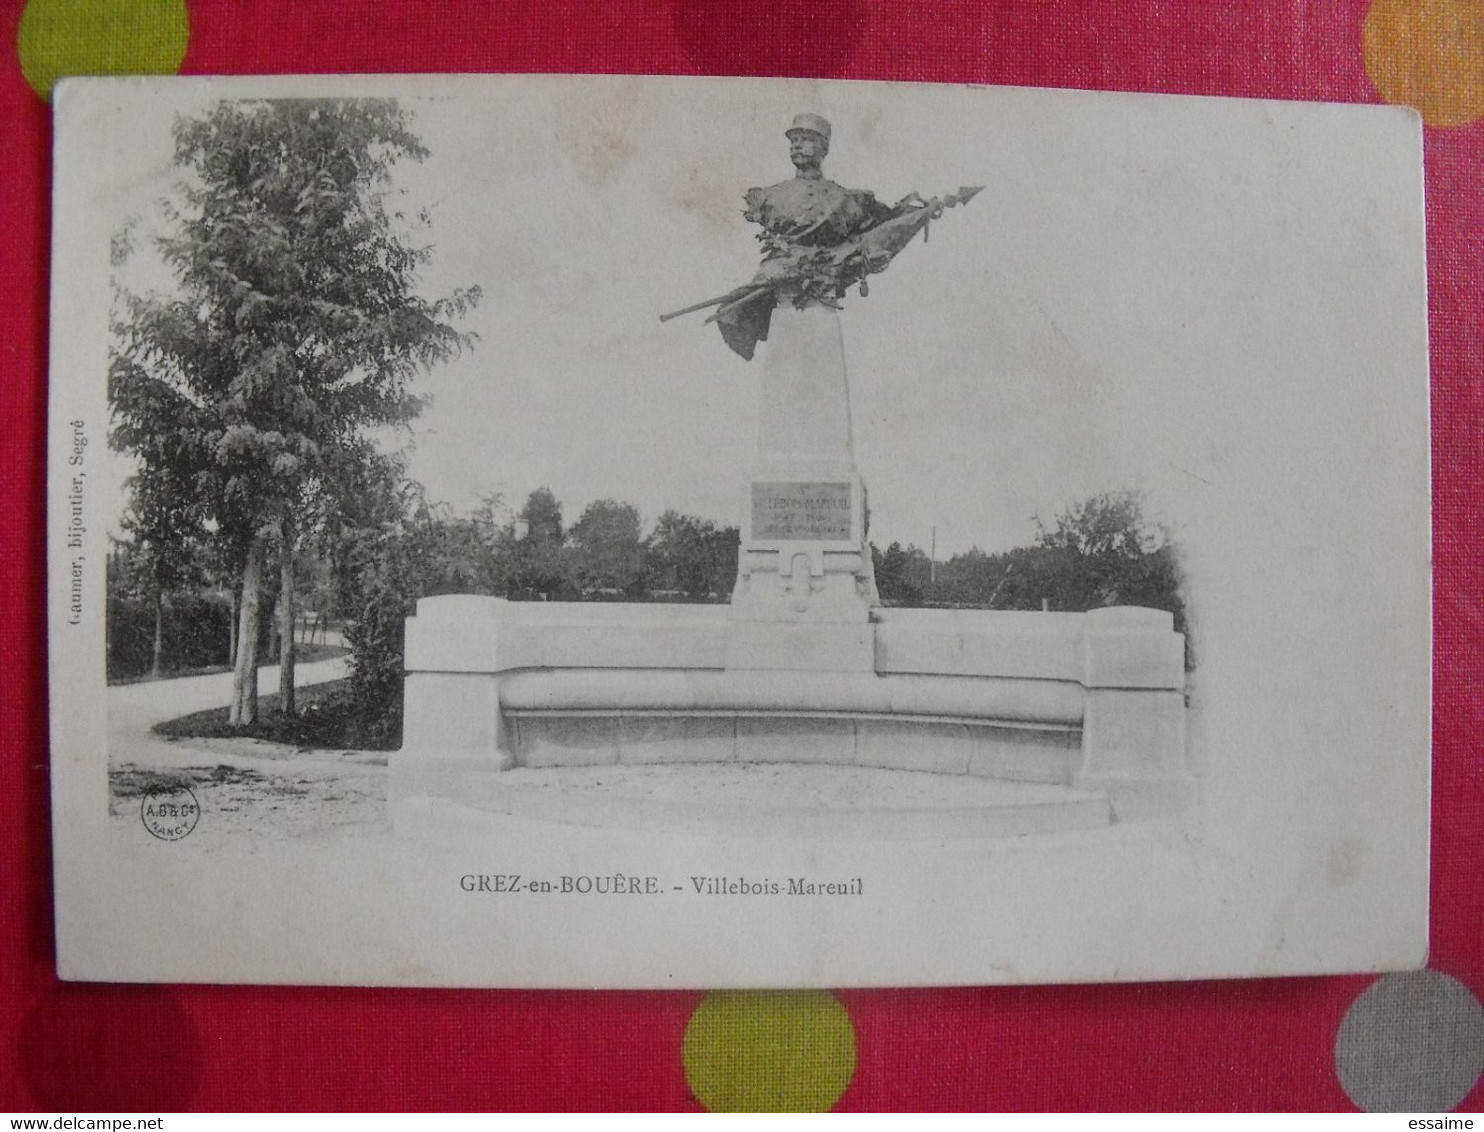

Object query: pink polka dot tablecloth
[1,0,1480,1113]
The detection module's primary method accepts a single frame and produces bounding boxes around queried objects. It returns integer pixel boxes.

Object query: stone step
[509,712,1080,785]
[448,763,1112,840]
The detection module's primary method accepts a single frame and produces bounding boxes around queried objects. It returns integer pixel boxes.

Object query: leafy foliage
[106,590,236,682]
[508,487,574,599]
[330,469,490,747]
[1035,490,1161,560]
[871,541,932,607]
[647,511,740,599]
[109,97,479,721]
[569,499,648,597]
[870,490,1189,661]
[518,486,564,545]
[113,98,478,541]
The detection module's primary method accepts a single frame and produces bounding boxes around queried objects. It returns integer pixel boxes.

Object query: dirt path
[109,652,349,736]
[108,653,391,843]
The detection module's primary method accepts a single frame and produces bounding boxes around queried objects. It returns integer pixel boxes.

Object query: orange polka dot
[1363,0,1484,128]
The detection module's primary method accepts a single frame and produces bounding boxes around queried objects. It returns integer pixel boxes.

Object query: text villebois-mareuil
[457,874,864,896]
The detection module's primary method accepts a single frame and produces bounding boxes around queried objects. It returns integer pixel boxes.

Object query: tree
[1031,490,1185,629]
[569,499,647,597]
[332,475,492,746]
[109,211,214,678]
[648,510,708,597]
[871,541,932,606]
[701,524,742,599]
[647,511,740,600]
[111,98,479,724]
[1035,490,1161,560]
[932,547,1007,608]
[466,490,514,595]
[117,459,208,677]
[519,486,565,546]
[508,487,572,599]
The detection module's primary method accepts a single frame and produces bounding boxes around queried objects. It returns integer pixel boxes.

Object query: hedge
[106,593,242,681]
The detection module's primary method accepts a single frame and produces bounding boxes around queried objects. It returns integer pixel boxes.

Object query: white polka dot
[1336,971,1484,1112]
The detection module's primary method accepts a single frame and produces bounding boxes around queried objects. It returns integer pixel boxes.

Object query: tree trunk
[229,535,266,726]
[150,586,164,679]
[279,513,297,717]
[229,586,239,667]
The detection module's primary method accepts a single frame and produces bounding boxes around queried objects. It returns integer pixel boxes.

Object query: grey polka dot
[1336,971,1484,1112]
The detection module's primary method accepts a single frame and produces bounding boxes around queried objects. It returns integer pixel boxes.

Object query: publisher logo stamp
[141,784,200,841]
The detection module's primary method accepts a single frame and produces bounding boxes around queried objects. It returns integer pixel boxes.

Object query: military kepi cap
[786,113,832,143]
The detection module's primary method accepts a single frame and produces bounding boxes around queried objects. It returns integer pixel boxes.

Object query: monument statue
[661,113,982,359]
[397,107,1188,840]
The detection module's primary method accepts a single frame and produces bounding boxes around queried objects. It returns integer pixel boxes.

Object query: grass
[152,677,397,751]
[110,761,269,798]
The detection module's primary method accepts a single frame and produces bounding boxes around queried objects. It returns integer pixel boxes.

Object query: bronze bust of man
[742,113,899,260]
[662,114,980,359]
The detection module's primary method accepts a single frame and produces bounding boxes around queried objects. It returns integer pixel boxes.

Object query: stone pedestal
[729,303,878,635]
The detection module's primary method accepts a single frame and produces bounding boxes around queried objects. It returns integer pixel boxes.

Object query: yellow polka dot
[1363,0,1484,128]
[683,990,857,1112]
[18,0,189,102]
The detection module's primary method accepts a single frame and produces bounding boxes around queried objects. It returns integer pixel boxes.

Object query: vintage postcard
[48,74,1430,987]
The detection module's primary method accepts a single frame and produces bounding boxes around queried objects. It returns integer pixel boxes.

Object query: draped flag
[662,186,982,360]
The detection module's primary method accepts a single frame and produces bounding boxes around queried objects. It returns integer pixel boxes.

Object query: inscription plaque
[751,481,852,540]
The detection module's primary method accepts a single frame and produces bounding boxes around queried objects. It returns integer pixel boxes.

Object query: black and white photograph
[48,74,1430,987]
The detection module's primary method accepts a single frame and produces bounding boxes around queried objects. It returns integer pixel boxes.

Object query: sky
[96,75,1425,560]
